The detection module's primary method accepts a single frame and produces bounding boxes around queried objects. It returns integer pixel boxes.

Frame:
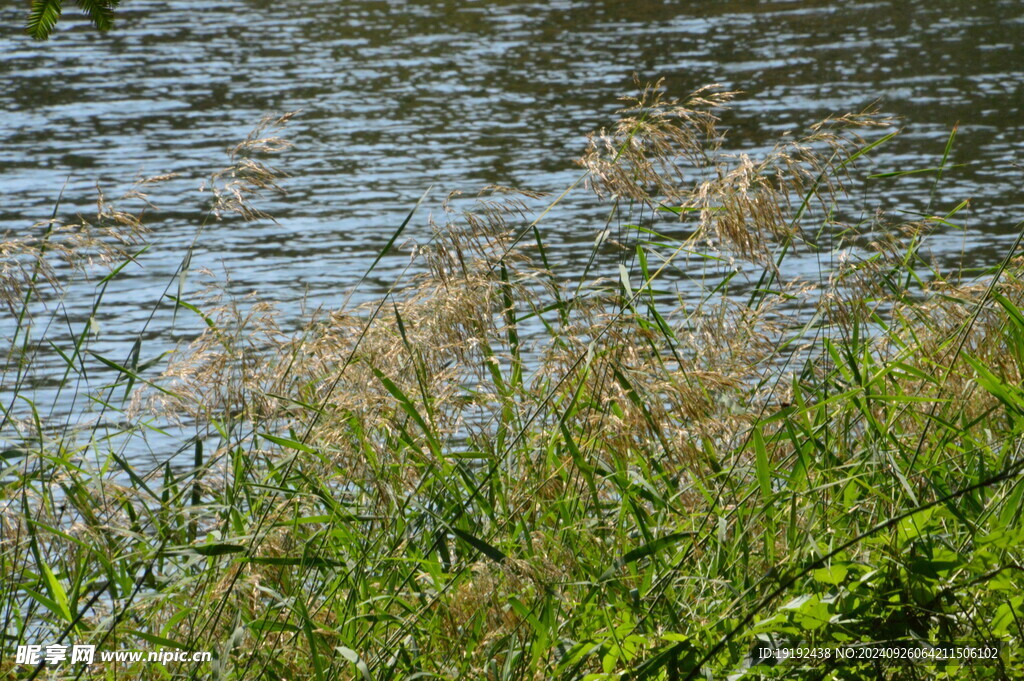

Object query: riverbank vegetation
[3,83,1024,680]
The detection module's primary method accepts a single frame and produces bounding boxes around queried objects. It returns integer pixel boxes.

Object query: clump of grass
[3,84,1024,681]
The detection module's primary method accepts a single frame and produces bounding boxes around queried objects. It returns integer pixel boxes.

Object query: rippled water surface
[1,0,1022,456]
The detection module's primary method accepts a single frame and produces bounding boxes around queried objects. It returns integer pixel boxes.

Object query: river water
[1,0,1022,462]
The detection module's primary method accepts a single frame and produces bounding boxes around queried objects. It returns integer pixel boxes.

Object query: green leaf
[450,527,507,564]
[174,248,192,323]
[782,594,831,630]
[991,597,1024,637]
[244,556,345,569]
[258,432,319,455]
[164,294,218,329]
[753,426,772,502]
[193,543,246,556]
[40,561,72,622]
[896,508,934,546]
[599,532,693,581]
[161,543,246,557]
[337,646,373,681]
[27,0,64,40]
[839,131,898,169]
[868,163,966,179]
[125,630,191,652]
[353,185,430,291]
[295,598,326,681]
[618,263,634,300]
[22,587,68,624]
[76,0,117,31]
[248,619,299,634]
[812,563,849,585]
[630,640,698,681]
[371,366,440,455]
[87,350,181,398]
[966,355,1024,414]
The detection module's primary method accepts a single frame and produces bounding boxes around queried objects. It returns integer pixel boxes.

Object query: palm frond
[26,0,63,40]
[76,0,117,31]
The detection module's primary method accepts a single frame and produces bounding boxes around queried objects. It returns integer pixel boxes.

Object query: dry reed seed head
[684,133,860,265]
[809,106,897,136]
[531,293,792,469]
[134,171,180,186]
[0,184,155,313]
[430,188,542,274]
[686,162,789,267]
[820,210,977,331]
[805,272,1024,435]
[577,81,734,205]
[444,556,555,656]
[578,83,898,272]
[151,282,298,428]
[204,113,296,222]
[150,254,537,477]
[231,111,298,159]
[821,252,893,329]
[478,184,549,202]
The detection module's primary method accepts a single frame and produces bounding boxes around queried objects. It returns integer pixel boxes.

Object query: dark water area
[1,0,1022,460]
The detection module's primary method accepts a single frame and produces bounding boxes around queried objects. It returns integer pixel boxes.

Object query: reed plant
[2,83,1024,681]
